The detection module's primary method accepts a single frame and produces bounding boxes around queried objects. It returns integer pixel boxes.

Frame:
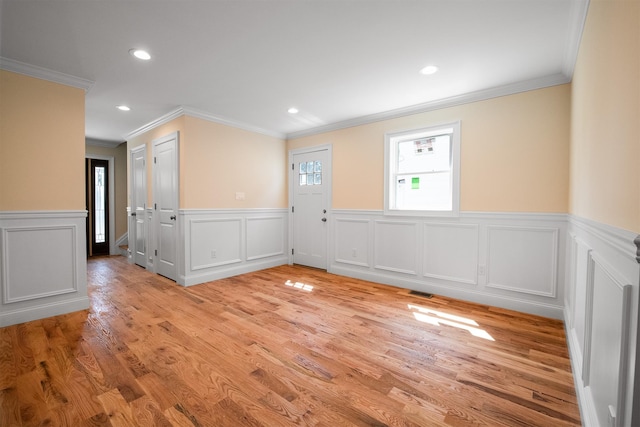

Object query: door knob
[321,218,327,222]
[170,215,176,220]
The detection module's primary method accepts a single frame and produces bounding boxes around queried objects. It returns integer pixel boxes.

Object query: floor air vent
[409,290,433,299]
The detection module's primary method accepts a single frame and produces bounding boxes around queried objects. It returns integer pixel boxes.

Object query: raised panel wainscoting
[565,216,638,427]
[330,210,568,319]
[0,211,89,327]
[180,209,288,286]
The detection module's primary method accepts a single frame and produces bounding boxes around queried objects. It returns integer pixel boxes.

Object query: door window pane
[299,160,322,186]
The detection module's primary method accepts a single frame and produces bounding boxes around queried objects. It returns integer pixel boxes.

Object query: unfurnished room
[0,1,639,426]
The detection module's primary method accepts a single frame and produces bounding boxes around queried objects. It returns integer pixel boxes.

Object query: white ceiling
[0,0,588,143]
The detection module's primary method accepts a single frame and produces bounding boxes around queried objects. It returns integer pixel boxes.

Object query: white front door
[291,147,330,269]
[130,146,147,267]
[153,132,179,281]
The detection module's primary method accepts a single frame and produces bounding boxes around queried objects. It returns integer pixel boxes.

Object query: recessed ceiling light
[116,105,131,111]
[129,49,151,60]
[288,107,299,114]
[420,65,439,75]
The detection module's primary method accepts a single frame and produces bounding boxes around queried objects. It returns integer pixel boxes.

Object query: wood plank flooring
[0,256,582,426]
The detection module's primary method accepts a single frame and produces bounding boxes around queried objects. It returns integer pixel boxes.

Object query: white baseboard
[0,296,90,327]
[180,256,288,286]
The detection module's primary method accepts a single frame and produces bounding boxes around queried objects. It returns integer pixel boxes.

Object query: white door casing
[153,132,179,281]
[290,146,331,269]
[130,145,147,267]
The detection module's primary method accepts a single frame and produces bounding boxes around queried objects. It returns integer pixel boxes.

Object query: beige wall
[85,143,128,240]
[0,70,85,210]
[183,116,287,209]
[570,0,640,233]
[127,115,287,209]
[288,84,570,213]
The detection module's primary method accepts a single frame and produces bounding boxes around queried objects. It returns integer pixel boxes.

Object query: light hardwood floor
[0,256,581,426]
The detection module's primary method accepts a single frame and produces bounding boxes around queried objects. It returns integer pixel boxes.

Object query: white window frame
[384,120,460,217]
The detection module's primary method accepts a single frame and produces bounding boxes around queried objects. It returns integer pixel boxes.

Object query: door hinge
[292,248,294,255]
[291,206,294,213]
[155,249,158,256]
[292,163,294,170]
[154,203,157,210]
[154,157,157,164]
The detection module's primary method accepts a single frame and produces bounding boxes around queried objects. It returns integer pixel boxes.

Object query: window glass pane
[300,162,307,173]
[397,134,451,174]
[306,161,314,173]
[395,172,451,211]
[307,173,314,185]
[314,161,322,173]
[299,173,306,185]
[314,173,322,185]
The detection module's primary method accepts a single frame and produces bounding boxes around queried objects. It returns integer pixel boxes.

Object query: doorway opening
[86,158,110,256]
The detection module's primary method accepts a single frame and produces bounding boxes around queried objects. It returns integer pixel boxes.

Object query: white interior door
[291,148,330,269]
[153,132,179,281]
[130,146,147,267]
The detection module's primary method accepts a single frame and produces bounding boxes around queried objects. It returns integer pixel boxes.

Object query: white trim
[287,74,569,139]
[0,210,87,219]
[0,297,90,328]
[0,56,94,92]
[115,232,128,248]
[569,214,637,261]
[179,208,287,216]
[126,108,185,140]
[181,106,286,139]
[562,0,590,77]
[85,154,117,255]
[125,106,286,141]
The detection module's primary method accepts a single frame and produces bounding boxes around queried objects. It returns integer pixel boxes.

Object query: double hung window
[384,121,460,216]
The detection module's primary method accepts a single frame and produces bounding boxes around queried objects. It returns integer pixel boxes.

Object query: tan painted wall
[183,116,287,209]
[0,70,85,210]
[570,0,640,233]
[126,115,287,209]
[288,84,570,212]
[85,143,128,240]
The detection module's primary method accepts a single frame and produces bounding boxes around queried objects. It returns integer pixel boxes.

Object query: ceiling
[0,0,588,144]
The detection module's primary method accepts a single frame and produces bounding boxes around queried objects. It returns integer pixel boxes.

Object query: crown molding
[562,0,590,78]
[286,73,571,140]
[126,106,286,141]
[181,106,286,140]
[0,57,94,92]
[125,107,186,140]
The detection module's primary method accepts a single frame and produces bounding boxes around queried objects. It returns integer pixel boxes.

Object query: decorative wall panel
[424,223,479,285]
[487,225,558,297]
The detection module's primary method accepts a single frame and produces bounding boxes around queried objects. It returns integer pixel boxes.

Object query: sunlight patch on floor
[408,303,494,341]
[285,279,314,292]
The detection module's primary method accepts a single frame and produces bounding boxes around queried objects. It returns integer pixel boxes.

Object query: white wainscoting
[0,211,89,327]
[180,209,288,286]
[487,225,558,297]
[565,216,638,427]
[329,210,568,319]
